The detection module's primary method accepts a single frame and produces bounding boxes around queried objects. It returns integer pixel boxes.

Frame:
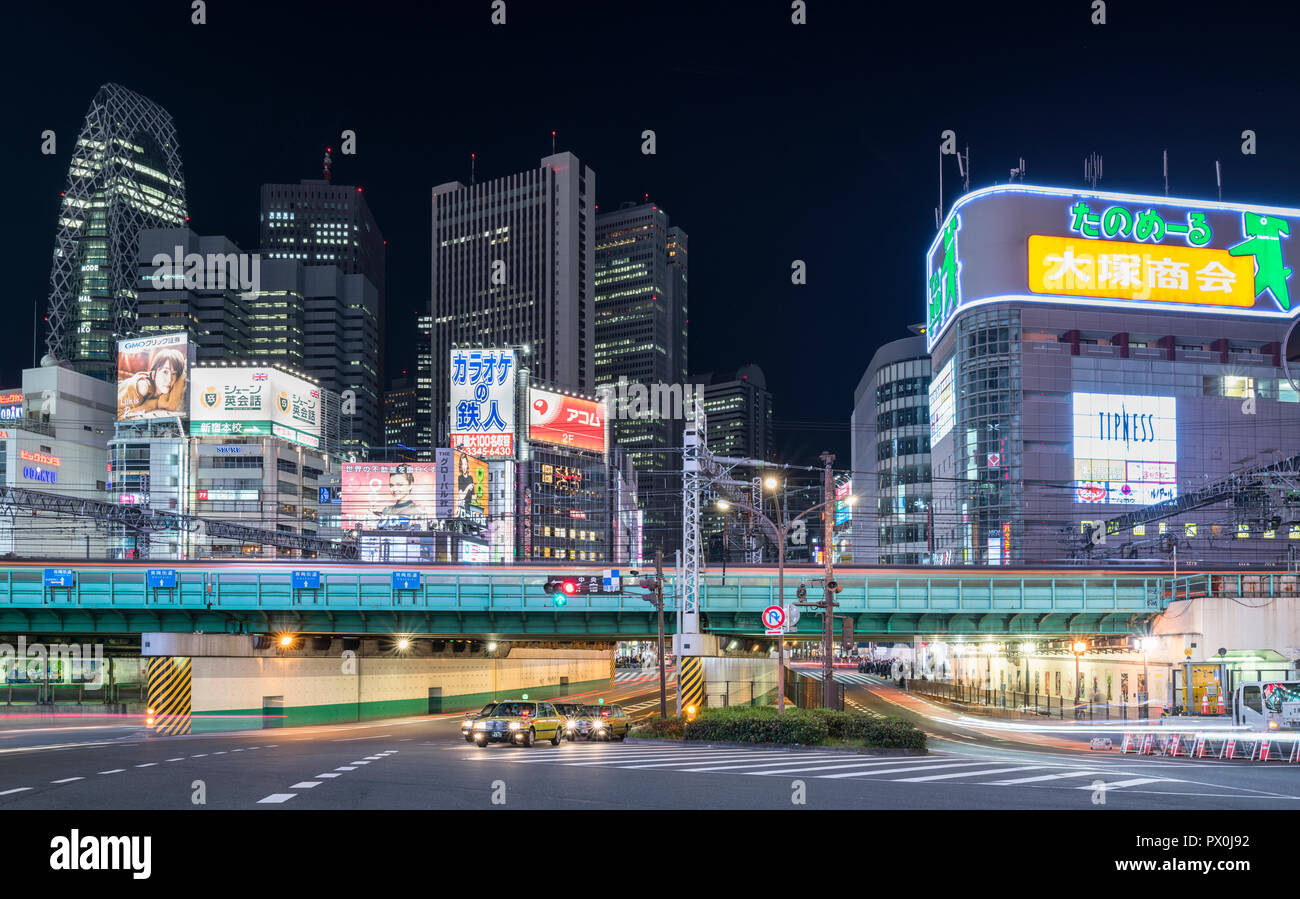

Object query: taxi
[461,701,500,742]
[566,704,631,741]
[470,699,566,747]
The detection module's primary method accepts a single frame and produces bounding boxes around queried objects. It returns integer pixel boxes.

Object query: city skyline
[13,1,1300,464]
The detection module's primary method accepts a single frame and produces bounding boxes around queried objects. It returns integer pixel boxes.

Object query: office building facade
[594,200,689,557]
[431,153,596,444]
[926,185,1300,566]
[851,329,932,565]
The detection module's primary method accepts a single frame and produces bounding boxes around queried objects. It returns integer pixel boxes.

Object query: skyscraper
[594,200,689,556]
[384,376,420,460]
[415,309,433,459]
[135,227,381,451]
[695,364,775,460]
[46,83,188,378]
[260,178,386,402]
[430,152,595,444]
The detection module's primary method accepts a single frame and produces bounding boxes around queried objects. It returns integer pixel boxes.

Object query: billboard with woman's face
[341,462,442,532]
[117,333,191,421]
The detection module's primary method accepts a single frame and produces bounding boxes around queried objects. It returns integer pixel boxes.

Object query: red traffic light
[562,581,576,594]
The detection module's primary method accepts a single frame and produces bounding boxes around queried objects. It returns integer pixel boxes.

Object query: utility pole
[820,452,837,708]
[638,550,669,718]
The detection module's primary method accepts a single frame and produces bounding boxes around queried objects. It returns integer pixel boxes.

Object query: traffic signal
[544,577,578,606]
[796,585,807,600]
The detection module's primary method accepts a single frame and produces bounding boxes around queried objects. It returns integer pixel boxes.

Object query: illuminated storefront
[926,185,1300,565]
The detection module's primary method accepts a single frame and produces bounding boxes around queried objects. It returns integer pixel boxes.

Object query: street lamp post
[1071,640,1087,708]
[716,476,850,714]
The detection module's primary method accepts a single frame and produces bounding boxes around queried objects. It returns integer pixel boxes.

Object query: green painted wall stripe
[191,677,611,734]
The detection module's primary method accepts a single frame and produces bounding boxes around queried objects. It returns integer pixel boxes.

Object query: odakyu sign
[926,185,1300,353]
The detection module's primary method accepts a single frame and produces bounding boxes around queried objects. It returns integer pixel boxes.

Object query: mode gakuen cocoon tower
[924,184,1300,566]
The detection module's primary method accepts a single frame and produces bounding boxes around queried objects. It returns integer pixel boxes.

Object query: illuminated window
[1132,524,1145,536]
[1237,524,1250,539]
[1184,523,1196,537]
[1158,522,1168,534]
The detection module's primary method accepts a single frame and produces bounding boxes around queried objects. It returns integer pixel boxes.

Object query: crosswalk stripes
[799,670,883,687]
[464,742,1187,792]
[614,668,677,685]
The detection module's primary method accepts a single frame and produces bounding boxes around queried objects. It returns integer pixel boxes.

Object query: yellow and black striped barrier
[146,657,192,735]
[678,656,704,717]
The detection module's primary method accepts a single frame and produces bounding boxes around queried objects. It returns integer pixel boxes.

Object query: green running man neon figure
[1229,213,1292,311]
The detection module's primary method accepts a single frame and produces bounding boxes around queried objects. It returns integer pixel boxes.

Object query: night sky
[7,0,1300,466]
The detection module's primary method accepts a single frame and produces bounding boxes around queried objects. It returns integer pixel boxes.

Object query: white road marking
[257,793,296,803]
[134,763,157,768]
[51,777,84,784]
[350,761,371,765]
[192,754,207,758]
[166,758,185,762]
[315,773,342,778]
[1077,777,1171,790]
[335,766,357,771]
[290,782,322,789]
[98,769,125,774]
[814,761,995,779]
[893,765,1044,783]
[0,787,32,795]
[988,770,1099,785]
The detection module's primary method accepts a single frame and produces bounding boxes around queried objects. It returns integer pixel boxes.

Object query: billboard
[928,357,955,443]
[341,462,446,531]
[450,348,516,458]
[1072,392,1177,506]
[926,185,1300,352]
[117,333,191,421]
[190,367,322,449]
[528,388,607,454]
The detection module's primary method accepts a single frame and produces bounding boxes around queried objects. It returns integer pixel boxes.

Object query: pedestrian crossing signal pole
[638,550,669,719]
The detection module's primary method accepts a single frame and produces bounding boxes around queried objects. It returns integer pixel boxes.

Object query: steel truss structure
[1080,451,1300,559]
[46,83,188,369]
[0,486,356,560]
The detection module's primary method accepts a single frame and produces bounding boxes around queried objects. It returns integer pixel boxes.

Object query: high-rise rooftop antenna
[471,152,476,185]
[956,145,970,194]
[1010,157,1026,183]
[551,130,556,154]
[1216,160,1222,200]
[323,146,332,182]
[1084,152,1102,189]
[1163,149,1169,196]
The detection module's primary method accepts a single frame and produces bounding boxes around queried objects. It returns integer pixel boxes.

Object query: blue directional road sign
[291,570,322,589]
[146,569,178,588]
[391,571,421,590]
[43,568,76,588]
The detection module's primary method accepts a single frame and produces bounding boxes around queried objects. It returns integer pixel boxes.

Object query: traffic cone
[1201,693,1209,715]
[1216,691,1225,715]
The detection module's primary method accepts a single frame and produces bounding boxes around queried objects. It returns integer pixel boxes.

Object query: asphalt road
[0,673,1295,810]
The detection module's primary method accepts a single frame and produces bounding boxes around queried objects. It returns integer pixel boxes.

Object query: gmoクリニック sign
[926,185,1300,353]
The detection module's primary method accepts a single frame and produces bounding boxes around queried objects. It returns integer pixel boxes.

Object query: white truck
[1232,681,1300,731]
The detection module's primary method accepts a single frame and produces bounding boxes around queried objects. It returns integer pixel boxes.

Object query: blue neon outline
[925,184,1300,353]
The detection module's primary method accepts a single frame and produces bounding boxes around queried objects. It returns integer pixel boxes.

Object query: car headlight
[566,721,575,729]
[593,721,605,730]
[474,722,488,730]
[509,722,521,731]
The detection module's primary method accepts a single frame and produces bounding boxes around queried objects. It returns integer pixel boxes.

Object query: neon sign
[926,185,1300,353]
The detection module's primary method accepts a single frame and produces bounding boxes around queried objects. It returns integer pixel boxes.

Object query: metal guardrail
[908,678,1169,722]
[784,668,844,711]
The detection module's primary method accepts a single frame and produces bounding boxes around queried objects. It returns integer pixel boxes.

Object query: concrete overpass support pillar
[146,657,192,736]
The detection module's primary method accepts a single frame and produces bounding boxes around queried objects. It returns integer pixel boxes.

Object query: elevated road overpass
[0,561,1245,637]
